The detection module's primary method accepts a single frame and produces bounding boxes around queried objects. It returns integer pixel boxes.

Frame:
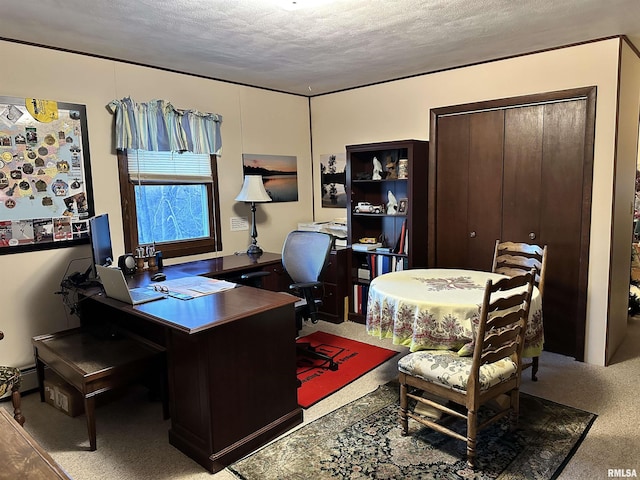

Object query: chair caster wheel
[329,363,338,371]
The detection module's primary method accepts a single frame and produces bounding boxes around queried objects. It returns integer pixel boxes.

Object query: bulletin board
[0,96,95,254]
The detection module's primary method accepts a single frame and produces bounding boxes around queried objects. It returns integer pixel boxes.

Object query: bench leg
[84,396,97,451]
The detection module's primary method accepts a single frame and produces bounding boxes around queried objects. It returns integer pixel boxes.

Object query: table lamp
[235,175,272,255]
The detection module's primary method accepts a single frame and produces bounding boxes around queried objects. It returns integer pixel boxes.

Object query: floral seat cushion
[0,366,21,398]
[398,350,517,392]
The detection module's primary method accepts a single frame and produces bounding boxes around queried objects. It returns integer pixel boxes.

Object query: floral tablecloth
[366,268,544,358]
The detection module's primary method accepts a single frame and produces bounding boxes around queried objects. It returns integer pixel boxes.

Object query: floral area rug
[228,382,596,480]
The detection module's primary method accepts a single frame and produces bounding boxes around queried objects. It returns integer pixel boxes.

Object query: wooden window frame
[117,150,222,260]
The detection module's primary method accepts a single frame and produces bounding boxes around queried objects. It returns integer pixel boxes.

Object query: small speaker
[118,254,136,275]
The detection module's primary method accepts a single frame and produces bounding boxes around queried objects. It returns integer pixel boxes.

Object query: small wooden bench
[32,327,167,451]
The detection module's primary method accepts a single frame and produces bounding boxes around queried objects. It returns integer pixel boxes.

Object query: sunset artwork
[242,153,298,202]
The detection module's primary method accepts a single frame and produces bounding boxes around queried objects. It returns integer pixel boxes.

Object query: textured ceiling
[0,0,639,96]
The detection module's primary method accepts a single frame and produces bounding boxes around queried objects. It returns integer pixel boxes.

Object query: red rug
[296,331,398,408]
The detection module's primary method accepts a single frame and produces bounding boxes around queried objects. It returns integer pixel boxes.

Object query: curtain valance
[106,97,222,155]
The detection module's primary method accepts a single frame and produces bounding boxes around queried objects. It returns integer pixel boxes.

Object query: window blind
[128,150,212,183]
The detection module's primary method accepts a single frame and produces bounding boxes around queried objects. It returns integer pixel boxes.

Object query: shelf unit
[346,139,429,323]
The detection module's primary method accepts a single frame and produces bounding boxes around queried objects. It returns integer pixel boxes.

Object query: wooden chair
[398,270,534,468]
[492,240,547,380]
[0,330,25,426]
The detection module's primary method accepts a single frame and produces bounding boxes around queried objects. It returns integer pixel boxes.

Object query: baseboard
[20,366,39,393]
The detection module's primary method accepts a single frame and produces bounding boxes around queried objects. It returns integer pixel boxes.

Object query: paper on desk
[149,276,236,299]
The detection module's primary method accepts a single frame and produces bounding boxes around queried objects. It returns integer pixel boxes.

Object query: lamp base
[246,244,263,256]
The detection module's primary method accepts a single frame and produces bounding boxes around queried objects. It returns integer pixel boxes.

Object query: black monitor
[89,213,114,280]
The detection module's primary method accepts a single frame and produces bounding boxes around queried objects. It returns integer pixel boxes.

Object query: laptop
[96,264,166,305]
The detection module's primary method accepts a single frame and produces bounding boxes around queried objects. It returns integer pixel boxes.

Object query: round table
[365,268,543,358]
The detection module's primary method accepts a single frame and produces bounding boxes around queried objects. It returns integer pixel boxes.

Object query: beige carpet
[3,317,639,480]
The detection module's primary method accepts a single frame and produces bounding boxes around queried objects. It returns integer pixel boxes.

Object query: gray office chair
[241,230,338,370]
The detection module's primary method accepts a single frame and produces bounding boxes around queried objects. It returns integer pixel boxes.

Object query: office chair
[241,230,338,371]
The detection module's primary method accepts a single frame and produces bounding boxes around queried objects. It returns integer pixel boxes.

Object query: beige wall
[0,41,312,369]
[311,38,624,365]
[608,40,640,363]
[0,37,635,369]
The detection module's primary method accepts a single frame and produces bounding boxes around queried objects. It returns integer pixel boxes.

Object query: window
[117,150,222,259]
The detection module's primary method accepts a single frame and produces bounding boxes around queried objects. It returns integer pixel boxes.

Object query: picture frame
[0,96,95,255]
[242,153,299,202]
[398,198,408,214]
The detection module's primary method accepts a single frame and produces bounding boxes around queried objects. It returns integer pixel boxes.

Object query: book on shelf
[352,242,382,252]
[352,284,370,315]
[394,219,407,254]
[364,253,408,280]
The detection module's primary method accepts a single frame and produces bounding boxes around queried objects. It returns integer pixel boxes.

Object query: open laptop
[96,264,166,305]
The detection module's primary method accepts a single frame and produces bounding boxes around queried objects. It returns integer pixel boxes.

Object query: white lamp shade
[235,175,272,203]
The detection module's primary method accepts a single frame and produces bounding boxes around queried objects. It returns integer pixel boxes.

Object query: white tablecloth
[366,268,543,358]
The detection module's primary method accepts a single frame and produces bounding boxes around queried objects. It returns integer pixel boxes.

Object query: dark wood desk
[0,408,71,479]
[76,253,302,473]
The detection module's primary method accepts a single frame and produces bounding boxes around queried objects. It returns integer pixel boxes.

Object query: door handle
[470,231,476,238]
[529,232,536,240]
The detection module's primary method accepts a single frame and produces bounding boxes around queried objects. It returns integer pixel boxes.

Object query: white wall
[0,41,312,369]
[311,39,623,365]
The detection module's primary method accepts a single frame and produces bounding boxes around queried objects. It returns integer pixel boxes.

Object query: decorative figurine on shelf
[387,190,398,215]
[385,156,398,179]
[372,156,383,180]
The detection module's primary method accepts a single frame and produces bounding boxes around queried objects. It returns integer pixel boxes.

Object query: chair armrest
[289,281,322,290]
[240,271,272,280]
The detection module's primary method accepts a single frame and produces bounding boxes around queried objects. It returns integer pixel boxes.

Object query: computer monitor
[89,213,114,280]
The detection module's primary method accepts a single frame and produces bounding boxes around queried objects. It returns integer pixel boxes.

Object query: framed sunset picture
[242,153,298,202]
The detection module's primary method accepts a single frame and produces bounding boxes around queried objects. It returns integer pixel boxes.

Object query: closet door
[435,110,503,270]
[435,114,470,267]
[537,99,588,356]
[467,110,504,269]
[502,105,543,241]
[430,88,594,360]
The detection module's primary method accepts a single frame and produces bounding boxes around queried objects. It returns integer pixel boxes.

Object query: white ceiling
[1,0,639,97]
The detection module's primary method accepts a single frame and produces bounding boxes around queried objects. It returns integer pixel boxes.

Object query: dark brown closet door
[537,99,588,355]
[435,110,503,270]
[502,105,544,241]
[435,114,470,268]
[467,110,504,270]
[431,88,594,360]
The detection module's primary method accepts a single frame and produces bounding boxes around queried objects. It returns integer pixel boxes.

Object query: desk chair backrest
[492,240,547,296]
[282,230,333,285]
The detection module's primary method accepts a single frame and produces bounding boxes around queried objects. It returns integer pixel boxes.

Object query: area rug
[296,331,398,408]
[229,382,596,480]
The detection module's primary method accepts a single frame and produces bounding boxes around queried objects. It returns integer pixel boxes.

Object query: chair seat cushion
[398,350,517,392]
[0,366,21,397]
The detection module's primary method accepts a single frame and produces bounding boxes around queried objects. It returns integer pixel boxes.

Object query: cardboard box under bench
[44,370,84,417]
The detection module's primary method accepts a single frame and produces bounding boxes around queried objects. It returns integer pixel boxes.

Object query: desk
[366,269,543,358]
[75,253,302,473]
[0,408,71,479]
